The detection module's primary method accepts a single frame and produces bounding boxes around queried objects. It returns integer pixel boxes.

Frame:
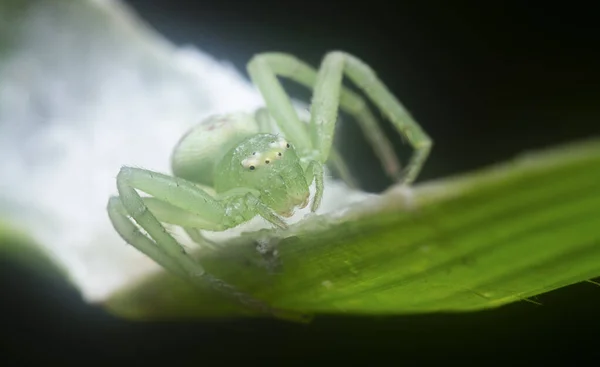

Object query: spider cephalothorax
[215,134,310,217]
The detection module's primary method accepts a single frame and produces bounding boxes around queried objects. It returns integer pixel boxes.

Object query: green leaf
[104,138,600,321]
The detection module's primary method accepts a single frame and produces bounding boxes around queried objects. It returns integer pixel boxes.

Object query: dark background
[4,0,600,364]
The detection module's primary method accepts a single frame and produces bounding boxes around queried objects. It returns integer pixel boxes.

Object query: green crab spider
[107,51,432,318]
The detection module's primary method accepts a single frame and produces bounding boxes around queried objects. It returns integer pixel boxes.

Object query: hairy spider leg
[247,53,403,182]
[311,51,433,185]
[303,160,324,212]
[254,107,358,189]
[107,166,296,317]
[254,107,273,133]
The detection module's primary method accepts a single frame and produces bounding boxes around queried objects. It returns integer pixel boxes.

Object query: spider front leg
[311,51,433,185]
[248,53,404,183]
[106,167,290,316]
[304,160,325,212]
[254,106,358,189]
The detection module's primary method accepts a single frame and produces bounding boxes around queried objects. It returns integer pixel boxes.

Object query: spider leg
[303,160,325,212]
[110,171,207,278]
[107,166,292,317]
[183,227,220,250]
[254,107,359,189]
[108,196,189,279]
[247,58,313,155]
[327,149,359,189]
[140,196,221,250]
[247,53,402,182]
[254,107,272,133]
[311,51,433,185]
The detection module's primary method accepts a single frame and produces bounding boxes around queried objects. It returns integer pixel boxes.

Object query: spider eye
[277,152,282,156]
[265,160,270,164]
[286,143,290,149]
[249,165,255,170]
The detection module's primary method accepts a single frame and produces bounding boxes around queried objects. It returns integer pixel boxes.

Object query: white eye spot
[243,142,286,169]
[242,157,260,170]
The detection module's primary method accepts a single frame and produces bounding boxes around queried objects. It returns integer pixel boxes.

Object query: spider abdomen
[171,112,259,186]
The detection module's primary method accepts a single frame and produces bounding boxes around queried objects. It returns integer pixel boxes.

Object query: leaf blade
[104,138,600,320]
